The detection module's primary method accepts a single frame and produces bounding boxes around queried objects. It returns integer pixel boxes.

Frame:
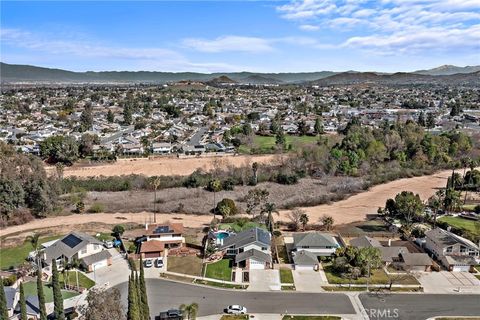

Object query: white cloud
[182,36,274,53]
[299,24,320,31]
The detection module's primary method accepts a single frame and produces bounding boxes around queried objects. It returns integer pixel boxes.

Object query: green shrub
[87,202,104,213]
[2,274,17,286]
[215,198,238,217]
[276,173,299,185]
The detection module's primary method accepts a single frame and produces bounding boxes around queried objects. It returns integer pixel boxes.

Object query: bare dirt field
[0,169,456,239]
[277,169,454,225]
[50,154,277,177]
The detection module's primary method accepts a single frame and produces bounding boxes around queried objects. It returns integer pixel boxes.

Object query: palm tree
[262,202,279,230]
[25,233,41,268]
[299,213,309,231]
[180,303,199,320]
[320,215,334,231]
[463,158,478,204]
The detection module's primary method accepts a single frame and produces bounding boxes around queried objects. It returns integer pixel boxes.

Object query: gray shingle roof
[293,232,338,248]
[235,248,272,264]
[378,246,408,263]
[350,236,382,248]
[400,252,432,266]
[44,232,103,263]
[426,228,479,250]
[4,287,16,309]
[293,250,319,266]
[81,250,112,266]
[220,227,270,250]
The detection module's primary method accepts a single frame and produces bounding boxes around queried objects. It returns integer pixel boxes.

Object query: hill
[414,65,480,76]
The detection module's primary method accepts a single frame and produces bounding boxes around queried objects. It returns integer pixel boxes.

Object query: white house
[425,228,480,272]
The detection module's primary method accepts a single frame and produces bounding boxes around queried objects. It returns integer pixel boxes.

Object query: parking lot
[417,271,480,293]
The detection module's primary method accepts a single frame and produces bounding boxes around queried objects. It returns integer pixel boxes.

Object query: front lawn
[323,263,419,285]
[438,216,478,234]
[239,135,320,154]
[59,270,95,289]
[167,256,203,276]
[280,268,294,284]
[0,235,62,270]
[22,281,78,303]
[204,259,232,281]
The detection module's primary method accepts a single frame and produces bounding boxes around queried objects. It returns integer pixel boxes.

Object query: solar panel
[61,234,83,248]
[153,226,171,234]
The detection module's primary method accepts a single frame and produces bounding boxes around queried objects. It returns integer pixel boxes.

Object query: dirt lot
[0,169,456,239]
[50,154,278,177]
[83,176,364,214]
[276,169,454,225]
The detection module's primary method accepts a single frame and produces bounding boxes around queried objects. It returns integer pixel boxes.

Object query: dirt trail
[49,154,278,177]
[278,169,453,224]
[0,169,457,238]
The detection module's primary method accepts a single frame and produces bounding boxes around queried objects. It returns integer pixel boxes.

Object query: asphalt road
[114,279,480,320]
[359,292,480,320]
[115,279,356,317]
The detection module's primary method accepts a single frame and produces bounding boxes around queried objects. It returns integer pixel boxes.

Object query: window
[80,248,87,255]
[446,247,452,253]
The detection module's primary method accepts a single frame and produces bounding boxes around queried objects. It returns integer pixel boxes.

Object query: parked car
[144,259,153,268]
[104,240,114,249]
[226,305,247,314]
[158,309,183,320]
[155,257,164,268]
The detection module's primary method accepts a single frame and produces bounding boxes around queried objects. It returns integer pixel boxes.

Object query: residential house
[42,232,112,272]
[291,232,341,270]
[151,142,172,154]
[139,222,185,258]
[3,286,17,319]
[220,227,272,269]
[425,228,480,272]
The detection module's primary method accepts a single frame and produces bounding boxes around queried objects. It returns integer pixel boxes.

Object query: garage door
[92,259,108,270]
[249,259,265,270]
[295,265,315,271]
[452,265,469,272]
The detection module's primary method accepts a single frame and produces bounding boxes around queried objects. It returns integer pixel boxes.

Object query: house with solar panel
[41,232,112,272]
[137,222,185,259]
[219,227,272,270]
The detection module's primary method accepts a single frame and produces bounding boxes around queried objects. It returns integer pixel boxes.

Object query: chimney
[388,239,392,247]
[145,223,149,231]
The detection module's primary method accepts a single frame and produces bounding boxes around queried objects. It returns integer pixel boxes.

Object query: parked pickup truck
[158,309,183,320]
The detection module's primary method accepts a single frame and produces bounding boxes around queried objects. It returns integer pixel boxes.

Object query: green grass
[22,281,78,303]
[323,263,419,285]
[281,285,296,291]
[0,235,62,270]
[167,256,204,276]
[59,270,95,289]
[438,216,479,234]
[280,268,294,284]
[239,135,320,154]
[205,259,232,281]
[195,279,247,289]
[95,232,113,242]
[322,286,367,291]
[277,244,290,264]
[282,316,341,320]
[475,275,480,280]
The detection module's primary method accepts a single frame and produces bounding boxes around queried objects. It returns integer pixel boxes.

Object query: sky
[1,0,479,73]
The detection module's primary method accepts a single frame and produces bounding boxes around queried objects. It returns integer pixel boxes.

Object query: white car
[104,241,114,249]
[155,257,164,268]
[144,259,153,268]
[226,305,247,314]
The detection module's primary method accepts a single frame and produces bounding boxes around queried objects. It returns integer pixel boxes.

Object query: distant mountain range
[1,62,479,85]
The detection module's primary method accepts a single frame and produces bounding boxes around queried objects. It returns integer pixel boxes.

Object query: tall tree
[138,258,150,320]
[19,282,27,320]
[79,103,93,132]
[251,162,259,186]
[107,109,115,123]
[37,268,47,320]
[179,303,199,320]
[127,271,140,320]
[314,117,324,135]
[52,259,65,320]
[0,278,8,320]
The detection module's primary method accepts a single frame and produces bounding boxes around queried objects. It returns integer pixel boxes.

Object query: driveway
[247,269,281,291]
[417,271,480,293]
[86,248,129,287]
[292,269,326,292]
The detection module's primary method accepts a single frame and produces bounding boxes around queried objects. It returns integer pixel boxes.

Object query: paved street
[359,292,480,320]
[114,279,356,318]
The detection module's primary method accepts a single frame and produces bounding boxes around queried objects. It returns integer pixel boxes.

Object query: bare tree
[288,208,306,231]
[83,287,125,320]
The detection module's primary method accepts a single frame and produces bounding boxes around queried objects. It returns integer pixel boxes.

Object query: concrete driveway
[417,271,480,293]
[87,248,129,287]
[247,269,281,291]
[292,269,326,292]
